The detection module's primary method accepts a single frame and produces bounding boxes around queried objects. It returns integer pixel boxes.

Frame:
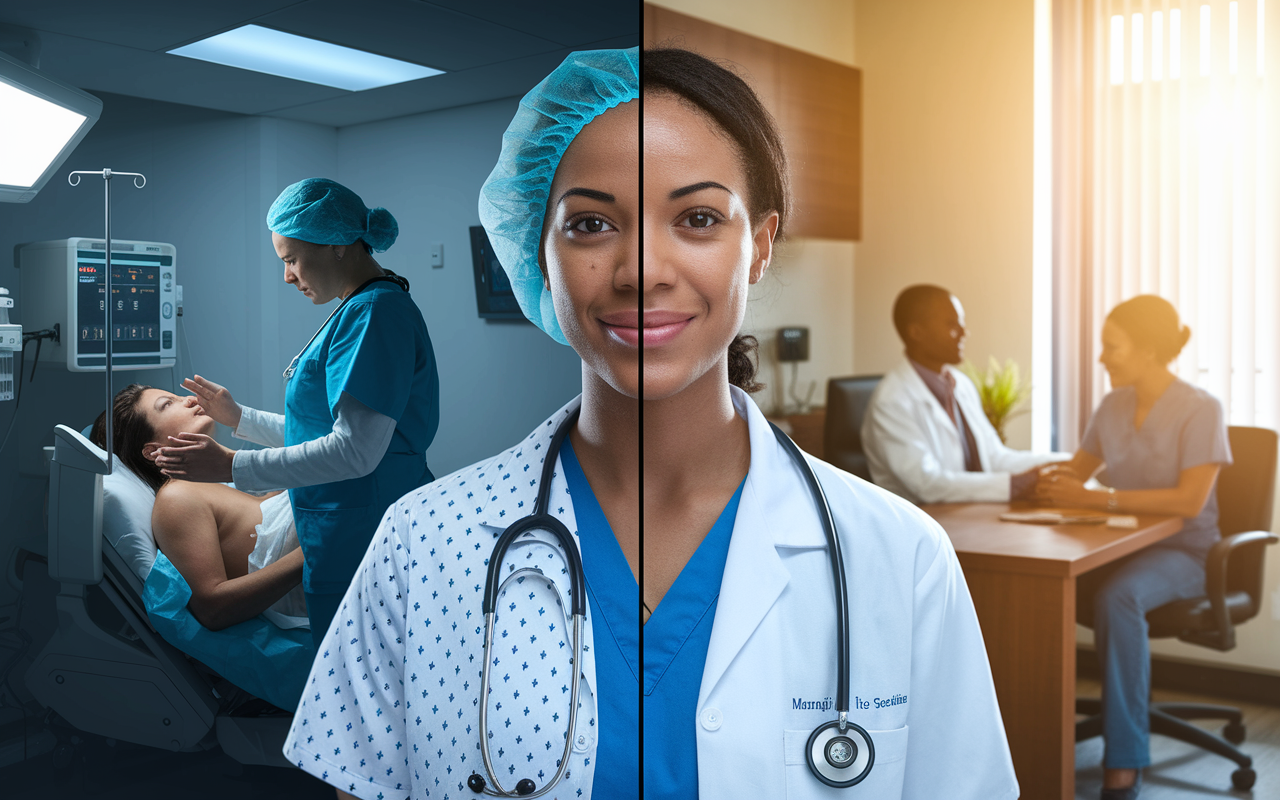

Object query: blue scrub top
[560,441,639,798]
[1080,378,1232,559]
[286,280,439,594]
[643,478,744,800]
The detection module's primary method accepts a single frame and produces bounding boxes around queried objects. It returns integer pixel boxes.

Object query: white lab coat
[861,358,1067,504]
[694,388,1018,800]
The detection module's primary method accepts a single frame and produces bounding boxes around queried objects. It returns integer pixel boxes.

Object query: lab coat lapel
[698,389,814,707]
[474,397,598,699]
[897,359,964,448]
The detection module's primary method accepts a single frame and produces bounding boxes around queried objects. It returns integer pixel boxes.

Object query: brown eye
[572,217,613,233]
[686,213,715,229]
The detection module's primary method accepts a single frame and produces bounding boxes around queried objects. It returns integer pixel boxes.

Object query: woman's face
[641,92,777,401]
[138,389,214,459]
[273,233,348,305]
[1099,320,1157,387]
[543,99,641,397]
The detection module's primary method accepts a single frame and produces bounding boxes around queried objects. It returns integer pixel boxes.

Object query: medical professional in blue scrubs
[281,48,639,800]
[154,178,439,648]
[1038,296,1231,800]
[642,48,1018,799]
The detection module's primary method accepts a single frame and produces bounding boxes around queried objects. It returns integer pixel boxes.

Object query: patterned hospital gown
[284,399,600,799]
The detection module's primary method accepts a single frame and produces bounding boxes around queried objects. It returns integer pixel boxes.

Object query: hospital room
[2,1,1279,800]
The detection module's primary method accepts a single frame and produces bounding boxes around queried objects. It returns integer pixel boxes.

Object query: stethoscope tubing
[478,613,583,798]
[769,424,851,717]
[475,403,586,797]
[481,407,586,617]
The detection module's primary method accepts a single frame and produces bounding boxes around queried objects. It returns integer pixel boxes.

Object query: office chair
[1076,426,1279,791]
[823,375,883,482]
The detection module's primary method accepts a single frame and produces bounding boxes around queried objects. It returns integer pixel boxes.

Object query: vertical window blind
[1070,0,1278,438]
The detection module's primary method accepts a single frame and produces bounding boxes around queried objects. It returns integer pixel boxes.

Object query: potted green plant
[959,357,1030,444]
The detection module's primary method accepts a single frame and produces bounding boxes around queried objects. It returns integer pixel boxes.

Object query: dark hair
[89,384,167,492]
[728,335,764,394]
[644,47,792,394]
[892,284,953,341]
[1106,295,1191,364]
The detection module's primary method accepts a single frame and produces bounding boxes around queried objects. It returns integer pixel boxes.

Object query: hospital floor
[1075,677,1280,799]
[0,728,334,800]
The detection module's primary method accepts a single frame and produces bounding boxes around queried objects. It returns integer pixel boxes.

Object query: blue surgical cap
[478,47,639,345]
[266,178,398,253]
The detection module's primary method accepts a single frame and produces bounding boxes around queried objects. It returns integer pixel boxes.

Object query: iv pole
[67,168,147,473]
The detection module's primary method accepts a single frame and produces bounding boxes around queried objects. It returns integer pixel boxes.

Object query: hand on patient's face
[182,375,242,429]
[154,433,235,483]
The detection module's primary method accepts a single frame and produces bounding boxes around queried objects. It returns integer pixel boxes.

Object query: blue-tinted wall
[0,91,580,609]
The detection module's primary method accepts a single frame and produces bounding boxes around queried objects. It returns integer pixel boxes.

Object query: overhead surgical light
[0,49,102,204]
[167,25,445,91]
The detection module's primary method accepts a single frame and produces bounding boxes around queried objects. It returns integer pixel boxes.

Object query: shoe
[1099,771,1142,800]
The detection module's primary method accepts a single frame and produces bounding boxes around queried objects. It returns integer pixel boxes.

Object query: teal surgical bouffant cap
[266,178,398,253]
[478,47,639,345]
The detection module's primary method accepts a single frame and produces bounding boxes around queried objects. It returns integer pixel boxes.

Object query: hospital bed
[21,424,313,767]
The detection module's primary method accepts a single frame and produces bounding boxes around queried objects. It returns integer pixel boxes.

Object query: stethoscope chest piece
[806,718,874,788]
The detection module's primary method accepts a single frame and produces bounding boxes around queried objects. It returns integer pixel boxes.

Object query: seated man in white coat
[862,284,1066,504]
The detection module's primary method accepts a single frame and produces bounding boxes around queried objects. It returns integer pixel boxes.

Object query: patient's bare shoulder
[152,482,234,539]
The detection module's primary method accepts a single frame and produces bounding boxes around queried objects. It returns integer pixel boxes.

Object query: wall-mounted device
[778,326,810,362]
[778,326,815,414]
[0,287,18,400]
[17,238,177,371]
[469,225,528,322]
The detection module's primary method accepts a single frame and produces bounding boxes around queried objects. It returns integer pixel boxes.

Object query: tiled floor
[1075,677,1280,799]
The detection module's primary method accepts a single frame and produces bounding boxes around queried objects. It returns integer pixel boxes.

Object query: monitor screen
[469,226,528,322]
[75,251,172,354]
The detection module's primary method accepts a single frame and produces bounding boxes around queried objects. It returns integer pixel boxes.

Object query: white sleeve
[231,392,396,492]
[862,393,1013,503]
[283,511,411,800]
[232,405,286,448]
[903,533,1019,800]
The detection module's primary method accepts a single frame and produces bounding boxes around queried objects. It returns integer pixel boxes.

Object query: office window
[1054,0,1277,444]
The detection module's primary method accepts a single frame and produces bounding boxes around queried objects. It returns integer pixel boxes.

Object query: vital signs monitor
[17,238,177,371]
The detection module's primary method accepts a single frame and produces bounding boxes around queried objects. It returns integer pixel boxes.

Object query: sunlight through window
[1111,15,1126,84]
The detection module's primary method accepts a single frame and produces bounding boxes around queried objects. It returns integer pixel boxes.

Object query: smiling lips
[599,310,693,347]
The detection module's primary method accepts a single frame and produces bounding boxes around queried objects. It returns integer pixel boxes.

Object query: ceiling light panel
[168,24,443,91]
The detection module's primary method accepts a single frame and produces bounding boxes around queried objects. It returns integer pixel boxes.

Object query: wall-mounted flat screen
[469,226,527,322]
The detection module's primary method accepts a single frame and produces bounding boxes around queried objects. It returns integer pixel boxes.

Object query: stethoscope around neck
[468,406,586,798]
[769,422,876,788]
[282,271,409,381]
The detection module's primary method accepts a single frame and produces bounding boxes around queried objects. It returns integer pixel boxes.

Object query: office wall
[336,98,582,474]
[854,0,1038,450]
[647,0,858,415]
[0,93,581,612]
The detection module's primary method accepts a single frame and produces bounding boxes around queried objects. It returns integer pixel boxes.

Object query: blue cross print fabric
[283,399,599,799]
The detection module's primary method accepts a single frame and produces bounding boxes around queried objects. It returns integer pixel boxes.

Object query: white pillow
[101,455,159,581]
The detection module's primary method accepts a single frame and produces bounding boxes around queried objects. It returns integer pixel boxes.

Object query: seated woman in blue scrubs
[642,48,1018,800]
[280,48,639,800]
[1038,295,1231,800]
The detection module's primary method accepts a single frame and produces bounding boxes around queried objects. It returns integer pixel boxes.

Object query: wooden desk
[919,504,1183,800]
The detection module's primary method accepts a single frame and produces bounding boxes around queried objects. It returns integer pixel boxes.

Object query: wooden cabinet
[643,5,861,241]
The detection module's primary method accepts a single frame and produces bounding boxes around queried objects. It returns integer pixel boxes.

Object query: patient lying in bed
[91,384,307,631]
